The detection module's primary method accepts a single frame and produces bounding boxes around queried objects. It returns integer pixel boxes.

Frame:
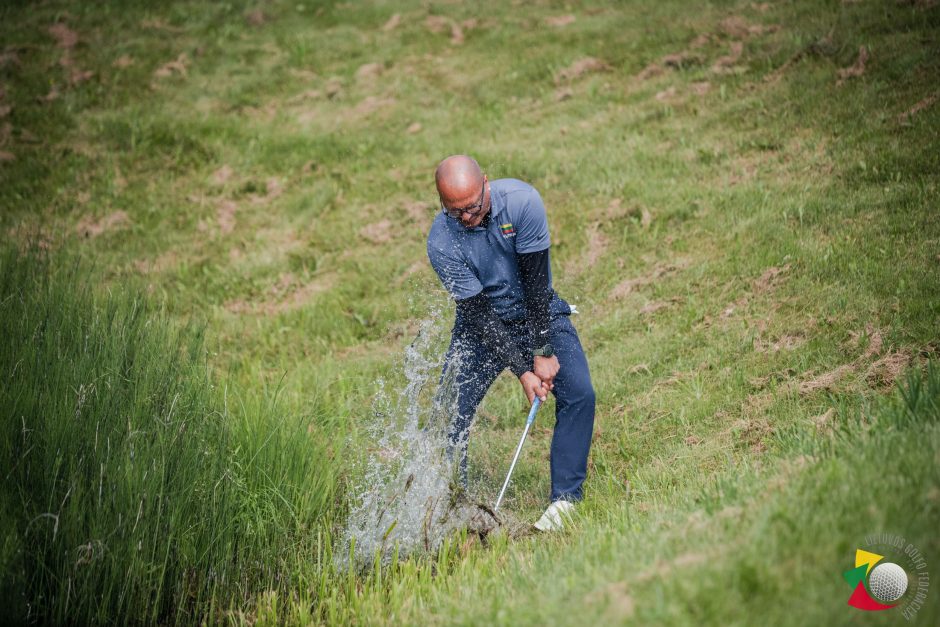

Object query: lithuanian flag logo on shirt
[500,223,515,237]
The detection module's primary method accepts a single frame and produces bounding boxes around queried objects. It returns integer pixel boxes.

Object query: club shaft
[494,398,541,512]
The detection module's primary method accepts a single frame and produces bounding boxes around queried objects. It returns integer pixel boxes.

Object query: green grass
[0,249,339,623]
[1,0,938,623]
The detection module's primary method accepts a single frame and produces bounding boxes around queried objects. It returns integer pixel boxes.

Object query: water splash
[338,310,497,569]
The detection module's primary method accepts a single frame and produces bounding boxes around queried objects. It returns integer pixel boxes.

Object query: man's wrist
[532,342,554,358]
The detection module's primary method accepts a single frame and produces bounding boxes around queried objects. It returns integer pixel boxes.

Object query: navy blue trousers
[443,314,595,502]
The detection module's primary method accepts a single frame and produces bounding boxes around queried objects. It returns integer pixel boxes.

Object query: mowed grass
[1,0,938,624]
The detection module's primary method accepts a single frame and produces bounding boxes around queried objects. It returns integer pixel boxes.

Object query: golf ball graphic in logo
[842,548,920,612]
[868,563,908,603]
[845,534,931,620]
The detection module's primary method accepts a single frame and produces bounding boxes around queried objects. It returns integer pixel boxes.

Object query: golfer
[427,155,595,531]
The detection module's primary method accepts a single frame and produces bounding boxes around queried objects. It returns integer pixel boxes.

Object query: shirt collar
[454,184,504,232]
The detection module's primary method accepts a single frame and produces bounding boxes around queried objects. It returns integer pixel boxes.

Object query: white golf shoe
[533,500,575,532]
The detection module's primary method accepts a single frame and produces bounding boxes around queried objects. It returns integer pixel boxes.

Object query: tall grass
[0,247,336,624]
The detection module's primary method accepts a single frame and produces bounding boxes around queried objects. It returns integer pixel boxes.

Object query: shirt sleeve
[513,187,551,254]
[427,241,483,301]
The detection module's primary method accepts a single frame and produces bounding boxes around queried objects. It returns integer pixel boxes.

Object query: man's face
[440,177,490,228]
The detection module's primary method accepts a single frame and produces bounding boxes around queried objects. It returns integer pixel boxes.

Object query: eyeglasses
[440,181,486,219]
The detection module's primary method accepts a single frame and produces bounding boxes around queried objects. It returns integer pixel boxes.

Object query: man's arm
[516,248,552,345]
[455,293,549,402]
[455,293,531,377]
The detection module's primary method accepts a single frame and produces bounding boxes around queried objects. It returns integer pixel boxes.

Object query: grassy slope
[1,0,938,624]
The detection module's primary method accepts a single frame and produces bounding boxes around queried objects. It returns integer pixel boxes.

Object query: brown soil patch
[836,46,869,86]
[211,165,233,185]
[610,262,684,300]
[449,22,466,45]
[690,81,712,96]
[865,351,912,387]
[47,23,94,87]
[287,89,323,107]
[355,62,383,82]
[731,413,773,453]
[636,50,702,81]
[719,16,777,38]
[545,14,576,27]
[381,14,402,32]
[792,326,923,396]
[798,364,854,395]
[424,15,449,34]
[555,57,610,84]
[40,86,61,102]
[711,41,744,73]
[261,177,283,202]
[423,15,473,43]
[655,86,677,101]
[351,96,396,118]
[216,200,237,234]
[225,273,335,316]
[245,9,266,26]
[753,263,791,293]
[573,221,609,275]
[76,210,131,238]
[403,200,432,222]
[554,87,573,102]
[406,122,422,134]
[0,150,14,162]
[636,63,664,80]
[690,34,711,49]
[753,333,805,353]
[640,298,681,315]
[359,219,394,244]
[325,78,343,99]
[898,91,939,124]
[64,64,93,86]
[154,53,188,78]
[860,326,883,360]
[112,54,134,69]
[48,23,79,49]
[717,263,792,319]
[662,51,702,69]
[0,49,20,69]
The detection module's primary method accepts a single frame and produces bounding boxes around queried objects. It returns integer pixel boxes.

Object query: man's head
[435,155,490,228]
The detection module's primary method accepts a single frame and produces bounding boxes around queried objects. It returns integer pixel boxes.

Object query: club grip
[526,397,541,426]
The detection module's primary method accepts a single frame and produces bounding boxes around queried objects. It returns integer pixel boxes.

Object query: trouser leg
[441,326,503,486]
[547,316,596,502]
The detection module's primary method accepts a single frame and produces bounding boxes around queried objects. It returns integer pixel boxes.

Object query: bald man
[427,155,595,531]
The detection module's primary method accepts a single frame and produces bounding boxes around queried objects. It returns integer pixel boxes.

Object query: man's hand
[533,355,560,389]
[519,371,549,404]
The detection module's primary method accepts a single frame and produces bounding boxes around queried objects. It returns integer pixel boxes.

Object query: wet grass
[1,0,938,623]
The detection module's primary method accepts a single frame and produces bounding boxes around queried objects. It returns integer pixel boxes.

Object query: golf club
[493,397,542,512]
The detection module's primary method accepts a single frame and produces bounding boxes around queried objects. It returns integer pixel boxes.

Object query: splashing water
[338,311,498,569]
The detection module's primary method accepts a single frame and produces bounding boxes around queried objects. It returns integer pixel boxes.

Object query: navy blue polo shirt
[427,178,569,321]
